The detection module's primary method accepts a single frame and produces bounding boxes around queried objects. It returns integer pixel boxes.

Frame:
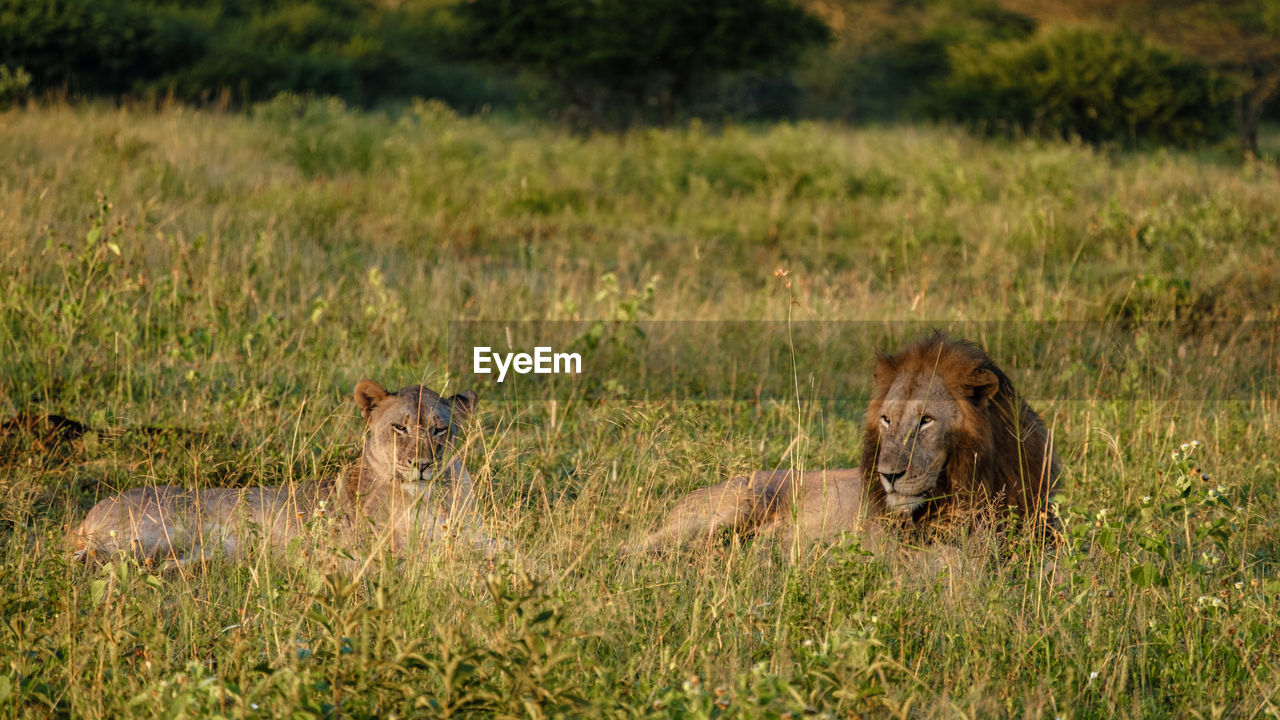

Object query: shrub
[0,0,207,95]
[0,64,31,108]
[935,26,1233,147]
[457,0,831,124]
[0,0,520,109]
[795,0,1035,121]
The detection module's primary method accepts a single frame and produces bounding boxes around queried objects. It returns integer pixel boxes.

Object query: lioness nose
[879,470,906,489]
[410,459,435,482]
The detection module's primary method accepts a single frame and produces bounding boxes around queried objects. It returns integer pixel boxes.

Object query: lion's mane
[859,334,1059,529]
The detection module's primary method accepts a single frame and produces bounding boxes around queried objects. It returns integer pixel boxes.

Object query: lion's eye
[391,423,409,436]
[919,415,934,428]
[430,426,448,439]
[880,415,890,427]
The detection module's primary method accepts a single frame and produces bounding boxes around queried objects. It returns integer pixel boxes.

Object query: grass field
[1,98,1279,718]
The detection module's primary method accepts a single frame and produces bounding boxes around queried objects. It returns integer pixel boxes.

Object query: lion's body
[636,336,1059,551]
[72,381,485,568]
[630,468,865,553]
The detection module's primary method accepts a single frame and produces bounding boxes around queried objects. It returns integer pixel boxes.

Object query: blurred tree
[1002,0,1280,156]
[457,0,831,124]
[0,0,206,94]
[0,0,523,109]
[798,0,1035,120]
[937,26,1231,146]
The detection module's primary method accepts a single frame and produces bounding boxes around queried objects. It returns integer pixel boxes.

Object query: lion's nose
[879,470,906,490]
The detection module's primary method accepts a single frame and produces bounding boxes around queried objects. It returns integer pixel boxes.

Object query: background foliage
[937,27,1233,147]
[456,0,831,125]
[0,0,518,110]
[2,0,1273,147]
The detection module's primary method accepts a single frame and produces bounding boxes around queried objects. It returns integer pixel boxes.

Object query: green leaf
[90,578,109,604]
[1095,527,1117,553]
[1135,535,1171,561]
[1129,561,1163,587]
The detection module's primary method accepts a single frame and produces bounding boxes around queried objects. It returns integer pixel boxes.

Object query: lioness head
[353,380,477,487]
[861,335,1058,525]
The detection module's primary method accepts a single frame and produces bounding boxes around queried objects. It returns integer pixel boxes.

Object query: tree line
[1,0,1276,153]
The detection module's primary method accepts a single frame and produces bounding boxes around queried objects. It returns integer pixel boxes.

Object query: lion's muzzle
[883,490,926,515]
[878,460,942,515]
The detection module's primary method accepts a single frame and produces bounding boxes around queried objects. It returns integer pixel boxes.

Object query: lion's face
[871,372,960,515]
[354,380,477,488]
[863,337,1004,519]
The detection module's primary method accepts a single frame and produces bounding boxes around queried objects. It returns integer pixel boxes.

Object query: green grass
[1,97,1278,718]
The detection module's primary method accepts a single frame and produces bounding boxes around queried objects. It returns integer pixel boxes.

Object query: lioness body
[72,381,483,567]
[637,335,1060,551]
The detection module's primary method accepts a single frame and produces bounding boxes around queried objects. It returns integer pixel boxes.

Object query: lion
[71,380,488,569]
[633,335,1060,552]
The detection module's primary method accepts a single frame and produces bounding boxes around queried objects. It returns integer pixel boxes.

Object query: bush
[935,26,1233,147]
[795,0,1035,121]
[0,64,31,108]
[0,0,207,95]
[457,0,831,124]
[0,0,522,109]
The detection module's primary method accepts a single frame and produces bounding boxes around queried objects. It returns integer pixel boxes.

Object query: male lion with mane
[634,335,1060,552]
[72,380,491,569]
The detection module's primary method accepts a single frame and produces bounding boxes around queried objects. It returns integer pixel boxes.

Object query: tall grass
[0,98,1277,717]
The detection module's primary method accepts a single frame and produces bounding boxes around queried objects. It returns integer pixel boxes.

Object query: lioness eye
[880,415,890,426]
[431,426,448,438]
[920,415,934,427]
[391,423,408,435]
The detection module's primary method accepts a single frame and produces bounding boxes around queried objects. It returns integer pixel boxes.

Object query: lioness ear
[965,368,999,408]
[448,390,478,420]
[354,379,390,421]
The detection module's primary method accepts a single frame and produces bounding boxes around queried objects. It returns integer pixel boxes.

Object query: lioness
[72,380,486,568]
[634,335,1060,551]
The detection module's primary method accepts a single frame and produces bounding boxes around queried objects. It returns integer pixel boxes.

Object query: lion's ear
[448,390,478,420]
[871,353,897,385]
[354,380,390,421]
[965,368,999,408]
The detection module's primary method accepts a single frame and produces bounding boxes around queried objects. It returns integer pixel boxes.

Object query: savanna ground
[1,98,1279,718]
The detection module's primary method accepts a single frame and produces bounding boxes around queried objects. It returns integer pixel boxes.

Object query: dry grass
[0,98,1278,718]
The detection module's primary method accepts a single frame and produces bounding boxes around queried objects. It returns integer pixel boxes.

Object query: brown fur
[628,468,867,553]
[633,335,1060,553]
[861,335,1060,531]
